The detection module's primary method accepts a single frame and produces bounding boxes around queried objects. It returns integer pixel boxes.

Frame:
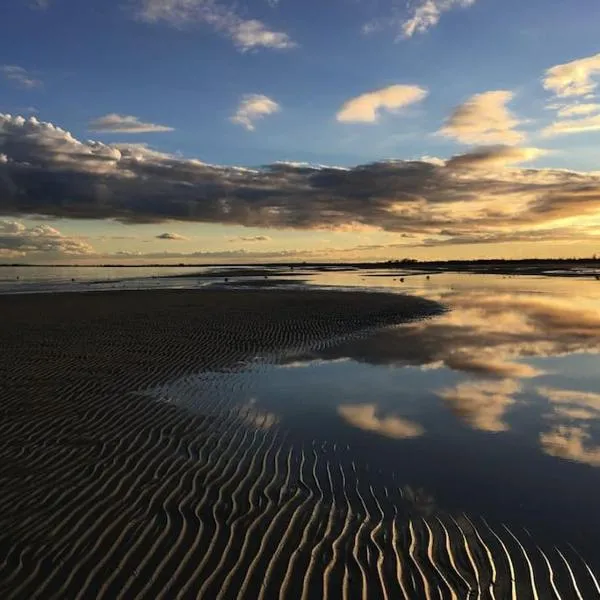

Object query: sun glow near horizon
[1,1,600,262]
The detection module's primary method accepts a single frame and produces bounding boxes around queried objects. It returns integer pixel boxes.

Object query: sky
[1,0,600,263]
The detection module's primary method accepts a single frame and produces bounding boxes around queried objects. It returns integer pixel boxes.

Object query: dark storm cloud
[1,114,600,244]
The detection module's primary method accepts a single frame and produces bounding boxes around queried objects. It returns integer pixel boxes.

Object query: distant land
[1,257,600,282]
[1,257,599,269]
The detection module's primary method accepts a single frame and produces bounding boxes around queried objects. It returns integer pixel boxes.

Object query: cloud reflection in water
[286,286,600,464]
[337,403,424,439]
[438,379,521,432]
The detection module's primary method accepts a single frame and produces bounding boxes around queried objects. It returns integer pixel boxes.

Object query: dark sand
[0,289,442,600]
[2,288,596,599]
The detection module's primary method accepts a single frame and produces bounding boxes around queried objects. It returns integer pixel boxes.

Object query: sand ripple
[0,289,597,598]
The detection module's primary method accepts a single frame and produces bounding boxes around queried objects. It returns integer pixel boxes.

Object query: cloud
[75,241,425,262]
[2,113,600,246]
[440,90,525,145]
[337,404,424,439]
[1,65,42,89]
[232,20,295,51]
[156,232,188,240]
[543,53,600,98]
[541,113,600,137]
[402,0,477,38]
[230,95,280,131]
[134,0,296,51]
[542,56,600,137]
[445,145,546,169]
[108,247,311,260]
[556,103,600,118]
[0,219,94,258]
[540,426,600,467]
[228,235,272,242]
[89,114,174,134]
[364,0,477,39]
[336,85,428,123]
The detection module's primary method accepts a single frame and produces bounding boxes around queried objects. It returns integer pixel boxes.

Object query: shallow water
[143,270,600,594]
[3,266,600,596]
[0,265,305,294]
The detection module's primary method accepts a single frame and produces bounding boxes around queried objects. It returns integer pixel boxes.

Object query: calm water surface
[151,270,600,573]
[5,266,600,592]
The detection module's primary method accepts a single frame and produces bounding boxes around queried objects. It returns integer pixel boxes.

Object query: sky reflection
[142,273,600,566]
[274,277,600,468]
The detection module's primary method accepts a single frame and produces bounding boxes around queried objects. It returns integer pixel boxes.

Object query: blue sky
[1,0,600,262]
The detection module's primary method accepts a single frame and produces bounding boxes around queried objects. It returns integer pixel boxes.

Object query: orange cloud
[337,85,428,123]
[440,91,524,145]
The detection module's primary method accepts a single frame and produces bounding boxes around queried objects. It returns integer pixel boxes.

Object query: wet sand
[3,288,598,599]
[0,288,443,599]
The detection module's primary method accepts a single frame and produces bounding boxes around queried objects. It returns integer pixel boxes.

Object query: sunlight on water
[4,267,600,596]
[146,271,600,582]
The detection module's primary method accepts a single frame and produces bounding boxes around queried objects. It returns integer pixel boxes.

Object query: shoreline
[0,288,443,387]
[0,287,443,597]
[2,288,599,598]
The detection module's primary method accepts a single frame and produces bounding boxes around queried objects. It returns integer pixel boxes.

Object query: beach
[0,288,442,599]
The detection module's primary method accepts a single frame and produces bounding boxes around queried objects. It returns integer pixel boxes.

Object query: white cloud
[403,0,476,38]
[337,404,424,439]
[89,114,174,134]
[156,232,188,240]
[0,114,123,173]
[1,65,42,89]
[542,56,600,137]
[336,85,428,123]
[440,90,525,145]
[0,220,94,258]
[135,0,296,51]
[557,103,600,118]
[364,0,477,40]
[541,112,600,137]
[543,53,600,98]
[232,20,294,51]
[230,94,280,131]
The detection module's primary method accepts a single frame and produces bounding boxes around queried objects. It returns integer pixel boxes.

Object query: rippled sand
[0,289,439,599]
[2,289,599,599]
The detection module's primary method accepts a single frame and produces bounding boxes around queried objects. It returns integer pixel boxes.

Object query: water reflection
[277,285,600,464]
[438,379,519,433]
[140,274,600,589]
[337,404,424,439]
[292,289,600,380]
[541,426,600,467]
